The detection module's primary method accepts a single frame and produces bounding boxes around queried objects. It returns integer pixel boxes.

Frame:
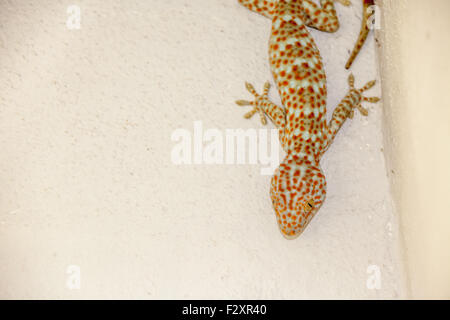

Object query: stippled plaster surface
[0,0,406,299]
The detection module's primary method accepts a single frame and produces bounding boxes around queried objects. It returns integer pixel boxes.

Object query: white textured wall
[0,0,405,299]
[378,0,450,299]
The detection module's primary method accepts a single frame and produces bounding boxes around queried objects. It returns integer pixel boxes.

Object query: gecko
[345,0,376,69]
[235,0,379,239]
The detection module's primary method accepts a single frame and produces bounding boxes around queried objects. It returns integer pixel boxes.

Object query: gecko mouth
[280,227,304,240]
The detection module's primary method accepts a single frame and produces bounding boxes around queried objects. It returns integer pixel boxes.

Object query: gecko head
[270,153,326,239]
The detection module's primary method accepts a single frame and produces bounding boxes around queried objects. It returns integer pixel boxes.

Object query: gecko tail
[345,25,370,69]
[345,0,375,69]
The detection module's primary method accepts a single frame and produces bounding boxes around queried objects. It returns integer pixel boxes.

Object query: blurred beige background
[378,0,450,299]
[3,0,446,299]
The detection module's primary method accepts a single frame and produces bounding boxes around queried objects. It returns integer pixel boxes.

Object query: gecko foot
[235,81,270,125]
[347,73,380,118]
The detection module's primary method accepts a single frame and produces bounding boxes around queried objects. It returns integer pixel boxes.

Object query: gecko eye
[305,199,315,212]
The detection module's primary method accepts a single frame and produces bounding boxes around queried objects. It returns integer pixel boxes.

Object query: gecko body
[236,0,379,239]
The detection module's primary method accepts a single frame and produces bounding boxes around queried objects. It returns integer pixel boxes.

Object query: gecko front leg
[236,82,286,128]
[322,73,379,154]
[236,81,288,149]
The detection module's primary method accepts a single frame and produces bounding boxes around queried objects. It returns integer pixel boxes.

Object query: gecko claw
[356,104,369,116]
[359,80,376,93]
[263,81,270,95]
[245,82,257,96]
[244,108,258,119]
[363,96,380,103]
[235,100,253,106]
[336,0,351,6]
[235,81,269,125]
[348,73,355,88]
